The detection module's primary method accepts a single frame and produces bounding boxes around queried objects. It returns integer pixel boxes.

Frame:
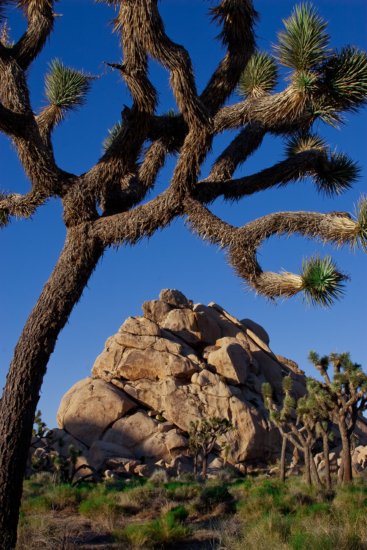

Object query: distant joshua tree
[188,417,232,479]
[308,351,367,483]
[0,1,367,547]
[263,377,322,486]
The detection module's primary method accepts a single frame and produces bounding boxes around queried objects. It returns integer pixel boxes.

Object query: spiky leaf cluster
[103,121,123,152]
[45,59,93,111]
[275,3,329,70]
[321,47,367,112]
[286,132,327,157]
[238,52,278,97]
[354,196,367,252]
[301,255,347,306]
[315,153,360,196]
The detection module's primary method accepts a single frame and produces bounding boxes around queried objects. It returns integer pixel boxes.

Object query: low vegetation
[17,473,367,549]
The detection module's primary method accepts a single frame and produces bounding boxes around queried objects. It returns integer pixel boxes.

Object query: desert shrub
[165,482,200,502]
[149,469,169,485]
[195,483,234,513]
[79,494,123,530]
[20,495,51,514]
[43,483,86,511]
[114,506,191,548]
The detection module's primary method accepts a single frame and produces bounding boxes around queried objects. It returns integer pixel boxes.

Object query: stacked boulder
[56,289,306,475]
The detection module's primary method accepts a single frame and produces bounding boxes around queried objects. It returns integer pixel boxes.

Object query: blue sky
[1,0,366,427]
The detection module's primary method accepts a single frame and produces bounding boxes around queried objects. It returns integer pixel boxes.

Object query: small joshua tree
[263,377,321,486]
[188,417,232,479]
[1,1,367,546]
[308,351,367,483]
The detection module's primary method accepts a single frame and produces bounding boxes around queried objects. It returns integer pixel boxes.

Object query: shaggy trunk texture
[339,423,353,483]
[322,431,332,491]
[304,446,312,486]
[280,435,287,482]
[0,229,102,549]
[1,0,366,546]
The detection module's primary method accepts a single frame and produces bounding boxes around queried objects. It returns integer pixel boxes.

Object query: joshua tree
[188,417,232,479]
[308,351,367,483]
[263,377,322,486]
[0,1,366,546]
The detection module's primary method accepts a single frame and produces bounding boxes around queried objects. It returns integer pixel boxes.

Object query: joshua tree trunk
[303,446,312,486]
[1,1,366,547]
[322,432,332,491]
[0,228,103,550]
[202,454,208,480]
[310,452,323,488]
[280,434,287,482]
[339,423,353,483]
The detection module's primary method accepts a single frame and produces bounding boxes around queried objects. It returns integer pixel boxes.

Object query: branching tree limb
[0,2,366,547]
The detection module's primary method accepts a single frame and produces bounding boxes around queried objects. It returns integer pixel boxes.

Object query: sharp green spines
[275,3,330,70]
[315,153,360,196]
[285,132,327,157]
[321,47,367,111]
[103,121,123,152]
[238,52,278,97]
[355,196,367,252]
[301,255,347,307]
[45,59,93,111]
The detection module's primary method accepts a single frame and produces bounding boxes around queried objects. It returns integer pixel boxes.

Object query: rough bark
[0,228,103,549]
[322,431,332,491]
[339,422,353,483]
[0,1,365,546]
[304,446,312,486]
[280,434,287,482]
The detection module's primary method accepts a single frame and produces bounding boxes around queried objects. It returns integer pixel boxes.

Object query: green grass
[19,473,367,549]
[114,506,191,548]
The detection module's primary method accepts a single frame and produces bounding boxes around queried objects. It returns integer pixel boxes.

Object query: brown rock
[57,378,137,447]
[49,428,88,458]
[207,337,251,385]
[162,308,221,346]
[88,440,134,469]
[122,376,279,463]
[161,308,201,346]
[159,289,191,308]
[92,337,125,380]
[194,303,242,338]
[120,316,160,337]
[103,411,175,462]
[142,300,174,323]
[110,347,198,381]
[252,350,284,397]
[241,318,270,345]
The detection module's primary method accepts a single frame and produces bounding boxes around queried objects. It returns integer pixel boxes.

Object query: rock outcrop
[56,289,307,474]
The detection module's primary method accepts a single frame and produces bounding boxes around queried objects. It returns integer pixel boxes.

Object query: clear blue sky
[1,0,366,427]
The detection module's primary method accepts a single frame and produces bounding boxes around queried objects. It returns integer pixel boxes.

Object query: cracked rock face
[56,289,306,470]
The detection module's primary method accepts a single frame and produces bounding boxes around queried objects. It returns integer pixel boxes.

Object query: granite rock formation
[56,289,306,474]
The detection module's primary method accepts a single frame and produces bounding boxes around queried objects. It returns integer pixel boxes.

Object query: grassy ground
[17,471,367,549]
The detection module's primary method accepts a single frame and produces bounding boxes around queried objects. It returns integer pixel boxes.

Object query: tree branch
[200,0,257,115]
[195,149,325,203]
[12,0,55,70]
[0,103,30,137]
[119,0,207,128]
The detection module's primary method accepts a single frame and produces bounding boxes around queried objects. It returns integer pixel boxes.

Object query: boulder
[55,289,305,470]
[241,318,270,345]
[57,378,137,447]
[120,316,160,337]
[142,300,174,323]
[122,375,279,463]
[159,289,191,308]
[207,337,251,385]
[88,440,134,469]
